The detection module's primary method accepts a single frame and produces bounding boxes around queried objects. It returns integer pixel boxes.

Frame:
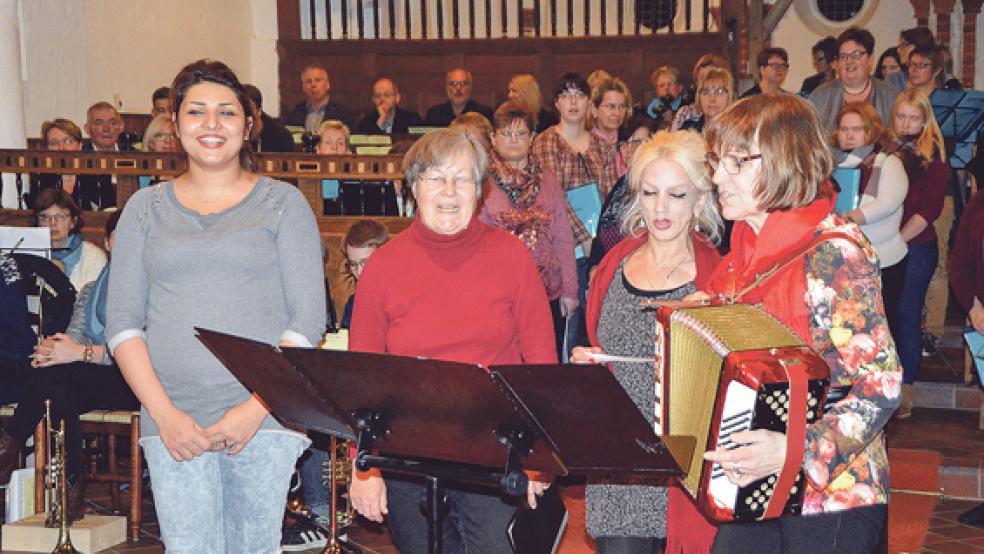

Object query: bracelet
[82,344,93,364]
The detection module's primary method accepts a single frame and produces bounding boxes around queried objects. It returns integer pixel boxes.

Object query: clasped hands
[31,333,83,368]
[156,396,268,462]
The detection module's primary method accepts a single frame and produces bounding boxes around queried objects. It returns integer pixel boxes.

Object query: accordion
[654,303,830,522]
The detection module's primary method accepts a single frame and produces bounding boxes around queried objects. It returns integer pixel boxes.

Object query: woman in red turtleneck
[348,128,556,554]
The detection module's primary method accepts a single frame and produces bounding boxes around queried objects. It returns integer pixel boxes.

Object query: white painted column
[0,0,26,209]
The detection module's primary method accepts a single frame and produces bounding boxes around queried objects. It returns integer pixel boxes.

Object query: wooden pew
[0,149,413,322]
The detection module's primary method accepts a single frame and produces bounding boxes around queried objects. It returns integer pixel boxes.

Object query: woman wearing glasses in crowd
[28,119,91,209]
[589,77,633,176]
[572,130,722,554]
[698,94,900,553]
[673,67,736,134]
[889,88,950,418]
[480,101,578,359]
[348,128,554,553]
[107,59,325,552]
[33,189,107,290]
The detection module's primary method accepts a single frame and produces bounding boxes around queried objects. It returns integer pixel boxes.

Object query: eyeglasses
[699,87,730,96]
[558,90,587,100]
[448,81,471,88]
[372,92,395,100]
[599,103,627,112]
[496,129,531,141]
[837,50,868,62]
[420,172,477,189]
[38,213,71,223]
[345,259,369,271]
[46,137,78,148]
[766,62,789,70]
[153,133,176,141]
[705,152,762,175]
[909,62,934,70]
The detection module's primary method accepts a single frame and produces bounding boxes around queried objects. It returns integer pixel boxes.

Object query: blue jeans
[897,241,938,384]
[141,430,310,554]
[299,443,330,519]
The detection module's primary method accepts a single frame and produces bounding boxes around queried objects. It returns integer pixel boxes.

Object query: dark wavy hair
[169,59,257,170]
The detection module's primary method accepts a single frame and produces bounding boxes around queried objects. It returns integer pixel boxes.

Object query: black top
[424,99,494,126]
[281,99,353,128]
[257,113,296,152]
[354,107,423,135]
[29,173,115,211]
[800,73,827,95]
[740,83,763,98]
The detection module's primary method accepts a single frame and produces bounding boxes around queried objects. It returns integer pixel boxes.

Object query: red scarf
[706,185,836,341]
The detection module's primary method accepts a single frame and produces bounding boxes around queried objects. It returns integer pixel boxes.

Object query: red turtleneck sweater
[350,216,557,366]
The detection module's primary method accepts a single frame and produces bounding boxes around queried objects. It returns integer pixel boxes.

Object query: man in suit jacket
[355,78,423,135]
[424,68,493,126]
[282,65,352,129]
[79,102,122,209]
[244,84,296,152]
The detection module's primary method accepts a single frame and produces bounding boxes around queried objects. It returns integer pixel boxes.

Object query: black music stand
[196,328,692,554]
[931,89,984,169]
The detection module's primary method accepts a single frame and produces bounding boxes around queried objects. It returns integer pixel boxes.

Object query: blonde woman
[508,73,557,130]
[572,131,722,553]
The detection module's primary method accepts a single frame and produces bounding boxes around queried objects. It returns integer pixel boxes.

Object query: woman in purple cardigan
[480,100,578,359]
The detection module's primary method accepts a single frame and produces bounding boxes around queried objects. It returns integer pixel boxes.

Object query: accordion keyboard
[707,381,756,508]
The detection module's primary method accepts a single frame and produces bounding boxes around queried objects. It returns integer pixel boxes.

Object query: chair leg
[108,433,120,512]
[129,414,142,543]
[33,422,46,515]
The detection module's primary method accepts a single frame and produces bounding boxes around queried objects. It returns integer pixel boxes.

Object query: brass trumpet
[44,399,80,554]
[321,436,356,553]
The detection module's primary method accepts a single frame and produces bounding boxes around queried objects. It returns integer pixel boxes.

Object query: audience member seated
[887,26,936,91]
[741,47,789,97]
[831,102,909,338]
[801,36,837,95]
[809,27,901,135]
[875,47,902,80]
[244,84,296,152]
[151,86,172,117]
[316,119,351,156]
[507,73,558,131]
[424,68,493,126]
[80,101,124,209]
[0,211,137,523]
[142,114,179,153]
[645,65,686,124]
[586,69,612,93]
[673,67,736,134]
[356,78,423,135]
[34,189,107,290]
[0,252,34,408]
[480,101,577,359]
[906,45,945,98]
[590,77,632,175]
[282,64,352,130]
[26,119,92,209]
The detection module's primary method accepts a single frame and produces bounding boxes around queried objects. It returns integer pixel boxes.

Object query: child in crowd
[339,219,390,329]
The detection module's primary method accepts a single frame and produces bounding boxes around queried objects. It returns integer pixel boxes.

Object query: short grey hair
[403,128,488,196]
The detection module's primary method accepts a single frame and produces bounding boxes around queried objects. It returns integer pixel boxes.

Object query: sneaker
[921,333,939,357]
[281,512,329,551]
[281,520,328,551]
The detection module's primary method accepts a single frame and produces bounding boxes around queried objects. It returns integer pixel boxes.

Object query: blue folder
[832,167,861,215]
[566,182,603,259]
[966,327,984,388]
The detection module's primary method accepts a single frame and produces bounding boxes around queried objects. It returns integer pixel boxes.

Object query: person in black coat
[424,68,493,126]
[355,78,423,135]
[244,84,296,152]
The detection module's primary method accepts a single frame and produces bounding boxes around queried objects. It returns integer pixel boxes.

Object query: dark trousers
[549,299,565,363]
[7,361,138,481]
[897,241,938,383]
[880,256,908,341]
[711,504,887,554]
[0,349,30,405]
[595,536,665,554]
[384,474,519,554]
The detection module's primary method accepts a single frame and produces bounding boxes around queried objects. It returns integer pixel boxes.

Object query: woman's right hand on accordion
[703,429,787,487]
[570,346,603,364]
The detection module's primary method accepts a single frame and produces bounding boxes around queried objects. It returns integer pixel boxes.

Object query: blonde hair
[317,119,351,143]
[587,69,612,93]
[591,77,634,111]
[651,65,681,88]
[621,130,723,244]
[695,67,735,116]
[142,114,175,152]
[705,94,833,212]
[509,74,544,117]
[891,88,945,163]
